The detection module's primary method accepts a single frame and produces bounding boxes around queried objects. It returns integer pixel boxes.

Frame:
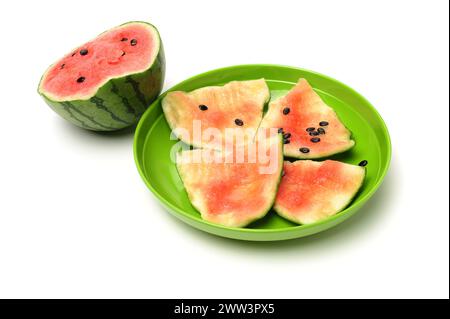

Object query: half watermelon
[162,79,270,150]
[274,160,365,224]
[259,79,355,159]
[38,21,165,131]
[176,133,283,227]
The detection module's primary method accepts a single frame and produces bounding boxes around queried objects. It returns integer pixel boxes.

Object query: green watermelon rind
[274,165,366,225]
[176,134,284,228]
[38,21,165,131]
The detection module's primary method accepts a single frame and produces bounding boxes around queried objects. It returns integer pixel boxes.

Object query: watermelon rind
[38,21,165,131]
[176,134,284,228]
[274,160,366,225]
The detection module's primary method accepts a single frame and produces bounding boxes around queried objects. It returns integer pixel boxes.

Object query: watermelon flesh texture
[259,79,355,159]
[38,22,165,131]
[162,79,269,150]
[274,160,365,224]
[176,134,283,228]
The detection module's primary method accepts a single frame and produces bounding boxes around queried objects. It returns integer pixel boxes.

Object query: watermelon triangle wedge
[274,160,366,224]
[163,79,270,150]
[176,133,283,227]
[259,78,355,159]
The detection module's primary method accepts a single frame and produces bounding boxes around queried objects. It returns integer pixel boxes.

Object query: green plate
[134,65,391,241]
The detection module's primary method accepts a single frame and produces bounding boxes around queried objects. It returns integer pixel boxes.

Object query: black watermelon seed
[306,127,315,132]
[299,147,310,154]
[235,119,244,126]
[282,107,290,115]
[283,139,290,144]
[71,52,76,57]
[317,128,326,134]
[309,131,320,136]
[199,104,208,111]
[80,49,88,56]
[319,121,329,127]
[311,137,321,143]
[121,37,128,42]
[359,160,368,167]
[278,127,284,134]
[121,51,126,56]
[130,39,137,46]
[283,132,291,139]
[77,76,86,83]
[60,64,65,69]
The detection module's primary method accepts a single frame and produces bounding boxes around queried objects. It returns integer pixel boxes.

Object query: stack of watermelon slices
[163,78,366,228]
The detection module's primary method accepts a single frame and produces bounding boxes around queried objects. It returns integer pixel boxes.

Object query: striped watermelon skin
[38,22,165,131]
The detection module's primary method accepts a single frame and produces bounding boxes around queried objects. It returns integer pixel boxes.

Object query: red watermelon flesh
[259,79,355,159]
[176,133,283,227]
[40,22,159,101]
[274,160,365,224]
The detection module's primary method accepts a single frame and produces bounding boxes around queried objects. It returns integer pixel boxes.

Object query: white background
[0,0,448,299]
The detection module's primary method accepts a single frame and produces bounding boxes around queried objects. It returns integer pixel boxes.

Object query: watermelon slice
[176,133,283,227]
[274,160,365,224]
[38,21,165,131]
[162,79,269,149]
[259,79,355,158]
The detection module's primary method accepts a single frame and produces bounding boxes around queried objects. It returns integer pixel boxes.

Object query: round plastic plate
[134,65,391,241]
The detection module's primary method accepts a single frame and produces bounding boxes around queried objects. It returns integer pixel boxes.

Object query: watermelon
[176,133,283,227]
[162,79,269,149]
[274,160,365,224]
[38,21,165,131]
[259,78,355,159]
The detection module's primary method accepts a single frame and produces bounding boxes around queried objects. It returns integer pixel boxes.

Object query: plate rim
[133,64,392,238]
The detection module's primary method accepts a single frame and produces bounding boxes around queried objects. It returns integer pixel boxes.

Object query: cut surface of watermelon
[274,160,365,224]
[259,78,355,159]
[40,22,160,101]
[38,21,165,131]
[162,79,269,150]
[176,134,283,227]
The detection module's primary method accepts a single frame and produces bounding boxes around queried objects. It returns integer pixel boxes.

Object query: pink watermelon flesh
[162,79,270,150]
[39,23,158,101]
[176,134,283,227]
[275,160,365,224]
[259,79,355,159]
